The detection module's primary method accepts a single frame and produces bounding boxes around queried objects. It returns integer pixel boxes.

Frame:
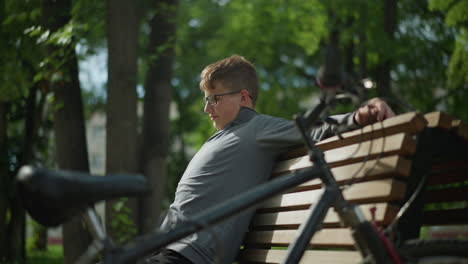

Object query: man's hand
[354,98,395,126]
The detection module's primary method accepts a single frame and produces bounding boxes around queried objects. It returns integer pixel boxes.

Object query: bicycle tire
[398,239,468,264]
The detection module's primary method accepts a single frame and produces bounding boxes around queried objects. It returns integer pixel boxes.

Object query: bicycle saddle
[16,166,150,227]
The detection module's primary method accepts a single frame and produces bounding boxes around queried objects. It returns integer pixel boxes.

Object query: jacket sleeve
[255,112,359,155]
[309,112,359,141]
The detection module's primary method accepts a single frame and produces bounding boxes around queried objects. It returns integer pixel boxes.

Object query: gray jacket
[160,107,356,264]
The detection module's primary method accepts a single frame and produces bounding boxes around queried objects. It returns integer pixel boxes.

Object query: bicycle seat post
[76,206,115,264]
[84,206,107,242]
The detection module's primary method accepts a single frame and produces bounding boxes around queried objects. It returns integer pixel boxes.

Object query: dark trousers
[144,248,193,264]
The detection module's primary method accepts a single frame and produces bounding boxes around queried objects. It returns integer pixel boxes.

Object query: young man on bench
[145,55,394,264]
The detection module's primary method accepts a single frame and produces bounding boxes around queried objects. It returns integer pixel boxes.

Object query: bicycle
[16,66,468,264]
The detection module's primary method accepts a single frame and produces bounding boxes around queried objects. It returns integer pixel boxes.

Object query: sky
[77,46,145,99]
[77,46,107,98]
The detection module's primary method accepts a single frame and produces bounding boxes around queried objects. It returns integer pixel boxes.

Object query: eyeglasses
[203,90,242,106]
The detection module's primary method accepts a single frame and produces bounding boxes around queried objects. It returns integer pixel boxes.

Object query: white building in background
[85,111,107,230]
[86,111,106,175]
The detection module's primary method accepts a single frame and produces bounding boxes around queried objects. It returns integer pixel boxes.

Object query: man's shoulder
[249,113,295,132]
[254,113,292,124]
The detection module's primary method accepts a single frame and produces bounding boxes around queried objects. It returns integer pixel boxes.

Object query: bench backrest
[238,111,468,264]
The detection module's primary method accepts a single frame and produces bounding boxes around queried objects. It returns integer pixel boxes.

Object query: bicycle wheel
[398,239,468,264]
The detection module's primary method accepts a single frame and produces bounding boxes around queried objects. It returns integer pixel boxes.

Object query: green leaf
[445,0,468,26]
[428,0,456,11]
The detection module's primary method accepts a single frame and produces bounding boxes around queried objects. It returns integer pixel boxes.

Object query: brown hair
[200,55,259,106]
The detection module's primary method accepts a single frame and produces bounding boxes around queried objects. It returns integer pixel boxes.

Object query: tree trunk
[105,0,140,238]
[344,40,355,77]
[6,85,43,263]
[0,102,8,261]
[139,0,178,234]
[41,0,92,262]
[23,86,49,252]
[53,50,92,264]
[358,29,367,79]
[376,0,397,99]
[33,89,49,251]
[22,85,39,165]
[358,2,368,79]
[0,0,7,255]
[9,85,44,262]
[7,198,25,263]
[344,17,355,77]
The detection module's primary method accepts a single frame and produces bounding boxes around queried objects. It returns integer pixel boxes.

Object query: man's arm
[256,97,395,152]
[316,98,395,139]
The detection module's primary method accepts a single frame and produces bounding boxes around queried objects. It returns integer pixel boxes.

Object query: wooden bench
[237,112,468,264]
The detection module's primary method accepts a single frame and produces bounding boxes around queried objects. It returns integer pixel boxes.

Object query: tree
[139,0,178,234]
[41,0,92,262]
[172,0,329,144]
[429,0,468,120]
[0,102,6,261]
[105,0,141,241]
[1,0,46,261]
[375,0,397,99]
[20,84,48,254]
[51,55,91,263]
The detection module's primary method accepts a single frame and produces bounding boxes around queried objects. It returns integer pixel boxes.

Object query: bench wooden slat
[424,112,453,129]
[427,161,468,185]
[432,160,468,170]
[428,171,468,186]
[324,133,416,167]
[259,179,406,212]
[273,154,410,187]
[425,185,468,203]
[274,133,416,173]
[317,112,426,151]
[244,228,354,247]
[239,249,361,264]
[292,156,411,192]
[422,208,468,225]
[251,203,399,229]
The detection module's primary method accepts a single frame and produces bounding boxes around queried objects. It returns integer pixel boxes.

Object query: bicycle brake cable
[384,173,428,241]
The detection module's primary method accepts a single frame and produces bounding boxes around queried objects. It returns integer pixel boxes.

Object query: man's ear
[240,90,253,107]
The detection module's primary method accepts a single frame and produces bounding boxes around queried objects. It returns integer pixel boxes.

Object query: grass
[26,244,63,264]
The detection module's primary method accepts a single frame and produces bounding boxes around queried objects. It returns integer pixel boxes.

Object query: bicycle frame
[78,167,324,264]
[282,111,394,264]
